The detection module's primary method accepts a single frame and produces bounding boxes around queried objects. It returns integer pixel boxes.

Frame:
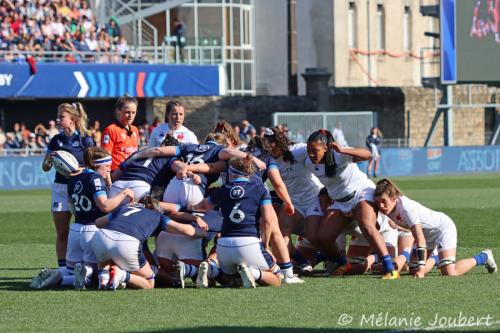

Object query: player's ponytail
[73,102,88,135]
[84,147,111,169]
[57,102,88,135]
[139,195,162,213]
[307,129,336,177]
[261,127,295,163]
[214,121,241,148]
[375,178,403,199]
[161,133,180,146]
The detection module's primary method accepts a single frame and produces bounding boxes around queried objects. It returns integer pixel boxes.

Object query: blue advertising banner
[440,0,457,84]
[380,146,500,176]
[0,63,223,98]
[0,156,54,190]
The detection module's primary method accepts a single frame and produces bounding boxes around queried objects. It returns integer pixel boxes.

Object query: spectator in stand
[332,121,348,147]
[171,17,186,62]
[149,116,161,136]
[36,133,47,149]
[239,119,256,143]
[0,126,6,151]
[101,95,139,171]
[5,132,21,150]
[20,122,31,143]
[366,127,383,178]
[148,100,198,147]
[116,36,129,62]
[46,120,59,139]
[89,120,102,147]
[105,17,121,42]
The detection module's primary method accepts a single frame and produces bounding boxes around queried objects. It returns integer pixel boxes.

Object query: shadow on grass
[136,327,488,333]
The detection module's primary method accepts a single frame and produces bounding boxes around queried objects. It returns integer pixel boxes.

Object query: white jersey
[386,196,451,237]
[304,149,368,200]
[148,123,198,147]
[275,144,323,204]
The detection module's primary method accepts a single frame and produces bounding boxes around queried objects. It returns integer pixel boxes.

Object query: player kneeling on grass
[91,196,206,290]
[30,147,135,290]
[374,179,497,278]
[192,156,282,288]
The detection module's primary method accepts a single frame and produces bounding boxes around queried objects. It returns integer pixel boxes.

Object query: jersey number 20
[71,194,92,212]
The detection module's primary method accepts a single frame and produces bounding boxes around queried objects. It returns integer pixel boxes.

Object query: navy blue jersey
[104,204,171,242]
[67,169,107,225]
[47,131,95,184]
[208,178,272,238]
[118,155,177,185]
[366,135,382,152]
[177,143,225,187]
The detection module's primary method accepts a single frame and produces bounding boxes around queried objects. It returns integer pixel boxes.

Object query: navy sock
[124,271,131,283]
[381,255,395,273]
[291,251,308,265]
[401,250,410,263]
[316,252,327,263]
[58,259,66,268]
[473,252,488,266]
[277,261,293,270]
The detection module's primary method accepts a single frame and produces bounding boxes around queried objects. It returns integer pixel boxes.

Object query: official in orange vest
[101,96,139,171]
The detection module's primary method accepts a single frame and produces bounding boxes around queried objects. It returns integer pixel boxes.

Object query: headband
[94,156,112,166]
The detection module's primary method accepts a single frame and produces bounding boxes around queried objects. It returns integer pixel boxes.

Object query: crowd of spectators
[0,119,153,155]
[0,0,131,64]
[0,118,293,155]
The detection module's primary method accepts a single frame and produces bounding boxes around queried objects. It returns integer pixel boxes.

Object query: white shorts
[155,231,204,261]
[294,197,324,218]
[66,223,98,265]
[399,230,413,238]
[426,214,457,252]
[91,229,145,272]
[163,178,204,207]
[110,180,150,202]
[51,183,71,212]
[217,237,275,275]
[329,179,375,214]
[350,214,398,249]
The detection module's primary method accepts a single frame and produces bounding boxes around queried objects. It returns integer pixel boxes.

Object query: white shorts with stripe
[66,223,98,265]
[217,237,275,275]
[91,229,145,272]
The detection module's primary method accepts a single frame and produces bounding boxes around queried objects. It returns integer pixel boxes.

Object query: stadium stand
[0,0,134,63]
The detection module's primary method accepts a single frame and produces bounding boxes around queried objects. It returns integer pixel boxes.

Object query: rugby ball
[52,150,79,176]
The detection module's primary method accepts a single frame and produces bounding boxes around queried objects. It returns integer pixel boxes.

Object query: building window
[242,7,251,46]
[376,4,385,50]
[348,2,357,48]
[403,6,412,51]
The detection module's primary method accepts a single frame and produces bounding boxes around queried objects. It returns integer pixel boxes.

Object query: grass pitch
[1,175,499,332]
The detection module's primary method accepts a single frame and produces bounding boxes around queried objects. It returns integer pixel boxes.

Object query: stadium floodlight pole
[287,0,298,96]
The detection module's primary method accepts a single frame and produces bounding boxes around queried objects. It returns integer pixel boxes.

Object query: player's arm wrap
[416,246,426,266]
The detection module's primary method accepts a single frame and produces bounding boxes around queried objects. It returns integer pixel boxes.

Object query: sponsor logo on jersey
[74,181,83,194]
[94,178,102,191]
[177,133,185,140]
[230,186,245,199]
[72,141,80,147]
[196,145,210,153]
[103,134,110,144]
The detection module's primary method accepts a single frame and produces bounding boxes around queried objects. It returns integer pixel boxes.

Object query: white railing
[0,147,46,156]
[0,50,147,64]
[382,138,412,148]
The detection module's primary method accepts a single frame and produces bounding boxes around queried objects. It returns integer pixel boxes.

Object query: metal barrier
[0,148,45,156]
[0,45,224,65]
[273,111,375,148]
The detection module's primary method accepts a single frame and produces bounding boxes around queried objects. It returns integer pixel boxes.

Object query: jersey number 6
[229,203,245,223]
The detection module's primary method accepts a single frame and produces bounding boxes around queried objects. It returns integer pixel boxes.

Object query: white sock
[98,269,109,287]
[248,267,262,281]
[281,267,294,278]
[85,265,94,285]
